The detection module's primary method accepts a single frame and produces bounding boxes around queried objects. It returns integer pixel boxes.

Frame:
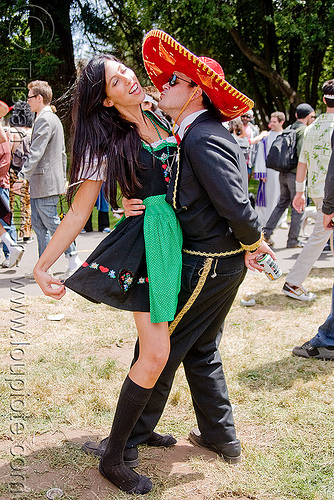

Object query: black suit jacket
[166,111,262,255]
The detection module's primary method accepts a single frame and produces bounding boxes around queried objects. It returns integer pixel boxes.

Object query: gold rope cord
[169,257,213,335]
[172,146,180,210]
[183,247,243,258]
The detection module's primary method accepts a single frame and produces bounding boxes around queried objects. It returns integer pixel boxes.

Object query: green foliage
[76,0,334,123]
[0,0,74,106]
[1,0,333,123]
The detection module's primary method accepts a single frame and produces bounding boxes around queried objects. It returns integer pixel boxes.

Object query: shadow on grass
[248,286,333,309]
[238,355,334,391]
[0,434,204,499]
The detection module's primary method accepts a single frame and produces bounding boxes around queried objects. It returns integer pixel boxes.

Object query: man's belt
[182,247,244,258]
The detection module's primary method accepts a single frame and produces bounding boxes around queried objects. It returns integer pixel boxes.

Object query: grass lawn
[248,177,259,198]
[0,266,333,499]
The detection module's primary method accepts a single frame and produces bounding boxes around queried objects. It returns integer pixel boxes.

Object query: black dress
[65,130,182,321]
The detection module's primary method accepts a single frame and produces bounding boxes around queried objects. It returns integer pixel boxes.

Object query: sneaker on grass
[283,282,316,301]
[292,341,334,360]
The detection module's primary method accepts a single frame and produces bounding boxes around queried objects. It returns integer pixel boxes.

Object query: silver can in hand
[256,253,282,281]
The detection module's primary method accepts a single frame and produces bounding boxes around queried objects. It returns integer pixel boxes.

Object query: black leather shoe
[82,438,139,467]
[189,427,241,464]
[82,432,177,466]
[145,431,177,447]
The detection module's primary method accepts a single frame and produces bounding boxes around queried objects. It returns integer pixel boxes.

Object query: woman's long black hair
[68,54,143,208]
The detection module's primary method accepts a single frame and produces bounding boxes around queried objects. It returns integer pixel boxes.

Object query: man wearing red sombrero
[87,30,275,468]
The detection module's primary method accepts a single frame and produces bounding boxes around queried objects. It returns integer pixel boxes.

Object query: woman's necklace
[143,111,177,184]
[144,110,164,141]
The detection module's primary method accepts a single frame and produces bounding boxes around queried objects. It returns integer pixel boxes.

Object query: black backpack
[266,127,298,173]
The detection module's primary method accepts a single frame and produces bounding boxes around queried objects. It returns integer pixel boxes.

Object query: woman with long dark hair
[33,54,182,494]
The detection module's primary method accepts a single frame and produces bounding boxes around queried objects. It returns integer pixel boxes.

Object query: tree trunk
[28,0,76,95]
[229,27,301,106]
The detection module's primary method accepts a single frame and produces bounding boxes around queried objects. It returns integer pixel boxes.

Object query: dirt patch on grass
[0,429,256,500]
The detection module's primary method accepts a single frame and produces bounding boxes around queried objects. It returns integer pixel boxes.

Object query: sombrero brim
[142,30,254,121]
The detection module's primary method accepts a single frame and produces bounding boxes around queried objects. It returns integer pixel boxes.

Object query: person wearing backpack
[9,101,34,244]
[284,80,334,301]
[0,101,25,268]
[262,103,315,248]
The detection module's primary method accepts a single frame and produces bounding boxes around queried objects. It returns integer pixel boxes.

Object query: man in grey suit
[21,80,81,276]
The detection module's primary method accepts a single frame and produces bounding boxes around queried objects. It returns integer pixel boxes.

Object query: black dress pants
[127,252,246,447]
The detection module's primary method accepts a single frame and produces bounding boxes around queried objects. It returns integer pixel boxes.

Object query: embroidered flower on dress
[90,262,99,269]
[108,270,116,278]
[138,277,145,284]
[118,269,135,294]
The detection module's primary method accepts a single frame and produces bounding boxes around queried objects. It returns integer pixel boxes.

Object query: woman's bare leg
[100,313,170,494]
[129,313,170,388]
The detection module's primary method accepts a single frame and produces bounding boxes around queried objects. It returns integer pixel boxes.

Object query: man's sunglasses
[168,73,193,86]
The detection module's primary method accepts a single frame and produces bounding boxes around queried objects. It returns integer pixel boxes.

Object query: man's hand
[292,192,305,213]
[244,241,276,272]
[122,197,145,217]
[323,213,334,230]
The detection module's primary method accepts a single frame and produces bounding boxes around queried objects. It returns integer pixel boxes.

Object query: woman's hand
[122,197,145,217]
[33,265,66,299]
[32,179,101,298]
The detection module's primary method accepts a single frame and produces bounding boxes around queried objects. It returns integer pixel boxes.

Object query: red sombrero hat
[142,30,254,121]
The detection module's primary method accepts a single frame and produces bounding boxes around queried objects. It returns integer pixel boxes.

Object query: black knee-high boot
[99,376,153,494]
